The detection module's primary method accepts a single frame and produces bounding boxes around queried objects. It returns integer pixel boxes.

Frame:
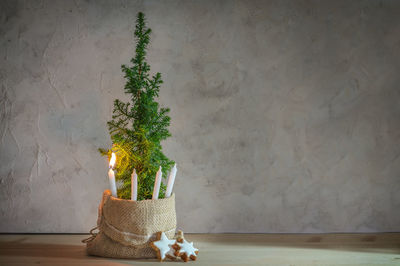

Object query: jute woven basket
[84,189,177,259]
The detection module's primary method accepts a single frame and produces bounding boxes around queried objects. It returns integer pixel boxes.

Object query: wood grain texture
[1,233,399,265]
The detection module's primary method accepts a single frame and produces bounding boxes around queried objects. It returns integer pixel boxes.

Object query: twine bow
[81,226,99,243]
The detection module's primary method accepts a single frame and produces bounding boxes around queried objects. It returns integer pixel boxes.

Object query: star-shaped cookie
[150,232,176,261]
[173,231,199,262]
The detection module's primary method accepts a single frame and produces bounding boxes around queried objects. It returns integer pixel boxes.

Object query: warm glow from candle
[108,152,117,198]
[109,152,116,168]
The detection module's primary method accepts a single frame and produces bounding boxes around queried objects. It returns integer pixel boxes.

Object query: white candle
[108,153,117,197]
[152,166,162,200]
[131,168,137,201]
[165,164,177,198]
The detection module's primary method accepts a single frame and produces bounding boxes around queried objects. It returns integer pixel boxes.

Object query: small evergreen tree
[100,12,174,200]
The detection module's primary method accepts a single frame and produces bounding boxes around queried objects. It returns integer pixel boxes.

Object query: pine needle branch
[100,12,174,200]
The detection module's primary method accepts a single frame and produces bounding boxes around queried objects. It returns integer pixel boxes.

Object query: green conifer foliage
[99,12,174,200]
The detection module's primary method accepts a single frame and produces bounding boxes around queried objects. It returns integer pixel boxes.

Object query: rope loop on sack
[101,214,176,241]
[81,226,99,243]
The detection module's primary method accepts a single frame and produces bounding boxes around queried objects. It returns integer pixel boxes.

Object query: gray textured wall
[1,0,399,233]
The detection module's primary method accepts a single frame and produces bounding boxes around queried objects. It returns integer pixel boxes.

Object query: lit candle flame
[109,152,116,168]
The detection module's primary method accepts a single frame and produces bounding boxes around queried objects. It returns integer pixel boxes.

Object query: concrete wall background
[1,0,399,233]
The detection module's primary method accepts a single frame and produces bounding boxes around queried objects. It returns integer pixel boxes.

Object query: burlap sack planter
[85,189,177,259]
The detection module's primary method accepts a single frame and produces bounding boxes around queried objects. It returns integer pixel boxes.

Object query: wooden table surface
[0,233,399,265]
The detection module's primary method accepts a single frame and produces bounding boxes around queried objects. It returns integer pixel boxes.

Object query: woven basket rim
[103,189,175,206]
